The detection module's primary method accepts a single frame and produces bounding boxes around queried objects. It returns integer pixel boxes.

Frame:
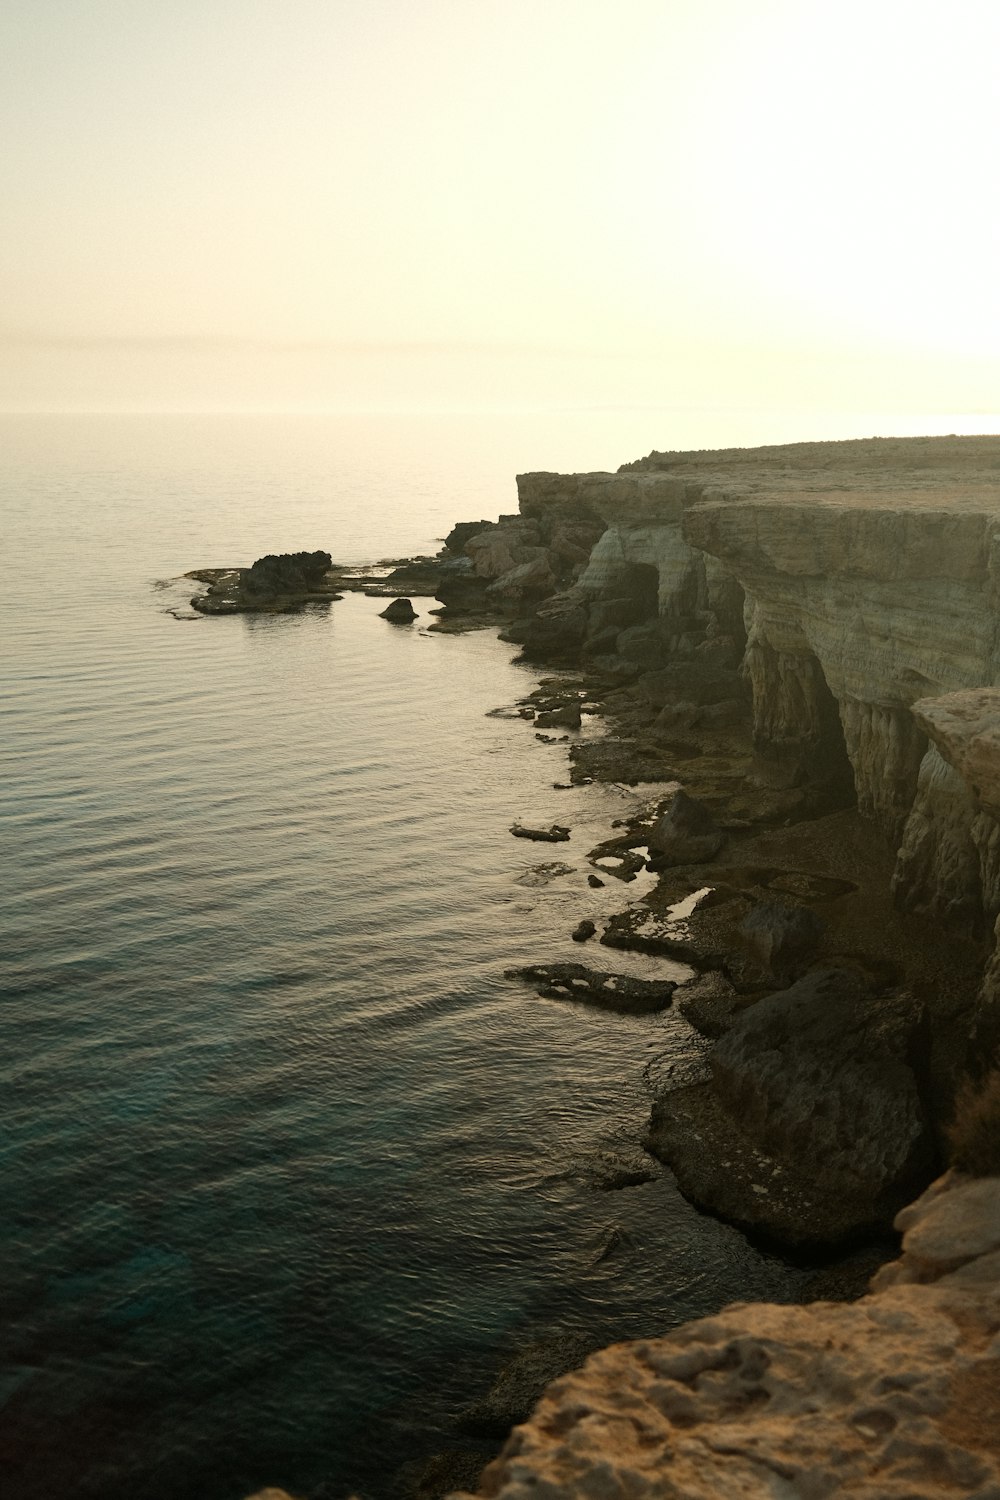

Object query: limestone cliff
[492,439,1000,1247]
[511,438,1000,938]
[451,1170,1000,1500]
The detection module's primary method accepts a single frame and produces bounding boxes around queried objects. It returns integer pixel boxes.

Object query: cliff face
[684,494,1000,848]
[453,1170,1000,1500]
[514,439,1000,941]
[422,440,1000,1498]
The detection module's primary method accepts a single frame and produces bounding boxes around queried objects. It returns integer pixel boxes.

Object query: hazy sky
[3,0,1000,412]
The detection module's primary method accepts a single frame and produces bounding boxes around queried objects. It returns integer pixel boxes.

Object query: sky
[2,0,1000,413]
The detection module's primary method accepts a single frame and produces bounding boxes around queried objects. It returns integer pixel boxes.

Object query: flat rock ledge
[450,1171,1000,1500]
[506,963,676,1015]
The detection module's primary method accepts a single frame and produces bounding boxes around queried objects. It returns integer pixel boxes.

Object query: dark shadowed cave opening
[812,658,856,806]
[752,644,856,810]
[623,561,660,620]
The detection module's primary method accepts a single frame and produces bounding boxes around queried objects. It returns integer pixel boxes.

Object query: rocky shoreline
[225,435,1000,1497]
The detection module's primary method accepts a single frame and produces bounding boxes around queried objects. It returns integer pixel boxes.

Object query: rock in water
[534,702,582,729]
[189,550,338,614]
[509,823,570,842]
[241,550,332,599]
[507,962,675,1014]
[378,596,418,622]
[712,969,931,1200]
[571,919,597,942]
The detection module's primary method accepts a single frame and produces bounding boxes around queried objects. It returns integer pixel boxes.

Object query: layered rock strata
[452,1170,1000,1500]
[492,440,1000,945]
[483,440,1000,1244]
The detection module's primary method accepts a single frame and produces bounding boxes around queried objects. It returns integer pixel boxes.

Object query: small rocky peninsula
[229,436,1000,1497]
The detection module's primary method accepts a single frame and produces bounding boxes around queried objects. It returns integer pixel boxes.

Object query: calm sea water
[3,408,994,1500]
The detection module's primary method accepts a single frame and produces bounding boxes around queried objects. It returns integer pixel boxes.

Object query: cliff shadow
[747,641,856,812]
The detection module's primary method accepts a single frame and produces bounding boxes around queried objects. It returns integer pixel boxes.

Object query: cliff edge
[449,1168,1000,1499]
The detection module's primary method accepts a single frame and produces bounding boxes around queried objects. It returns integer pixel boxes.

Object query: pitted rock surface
[450,1172,1000,1500]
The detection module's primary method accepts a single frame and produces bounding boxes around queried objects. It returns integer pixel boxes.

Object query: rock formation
[434,499,605,625]
[238,440,1000,1500]
[452,1169,1000,1500]
[379,595,418,621]
[646,969,933,1246]
[437,439,1000,958]
[506,962,676,1015]
[188,550,339,613]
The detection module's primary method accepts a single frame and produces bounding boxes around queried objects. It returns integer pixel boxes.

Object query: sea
[4,407,997,1500]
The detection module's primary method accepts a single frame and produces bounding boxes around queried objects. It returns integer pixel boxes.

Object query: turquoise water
[2,408,955,1499]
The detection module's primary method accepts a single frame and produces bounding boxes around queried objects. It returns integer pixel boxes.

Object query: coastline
[195,434,1000,1496]
[396,434,1000,1493]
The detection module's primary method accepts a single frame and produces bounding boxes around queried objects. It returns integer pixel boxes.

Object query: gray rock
[614,621,667,669]
[444,518,495,554]
[507,962,676,1014]
[534,702,582,730]
[379,596,418,622]
[520,592,589,664]
[646,969,933,1247]
[648,789,724,866]
[571,919,597,943]
[652,699,702,737]
[509,823,570,842]
[738,901,825,976]
[676,971,745,1038]
[637,661,746,708]
[712,970,932,1204]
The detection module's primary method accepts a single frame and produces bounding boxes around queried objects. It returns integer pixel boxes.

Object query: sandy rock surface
[452,1173,1000,1500]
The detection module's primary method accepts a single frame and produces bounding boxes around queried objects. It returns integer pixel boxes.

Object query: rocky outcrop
[189,550,338,613]
[506,963,677,1014]
[485,442,1000,937]
[435,499,604,622]
[453,1170,1000,1500]
[647,790,724,868]
[891,689,1000,1063]
[379,596,418,622]
[645,969,932,1247]
[737,901,824,977]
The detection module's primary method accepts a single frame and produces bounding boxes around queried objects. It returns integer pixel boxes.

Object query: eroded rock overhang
[518,439,1000,936]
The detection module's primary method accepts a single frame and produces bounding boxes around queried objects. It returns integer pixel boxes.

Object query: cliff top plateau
[619,432,1000,505]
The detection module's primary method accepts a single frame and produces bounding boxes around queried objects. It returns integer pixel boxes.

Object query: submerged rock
[509,823,570,842]
[514,862,574,888]
[458,1332,598,1440]
[507,962,676,1014]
